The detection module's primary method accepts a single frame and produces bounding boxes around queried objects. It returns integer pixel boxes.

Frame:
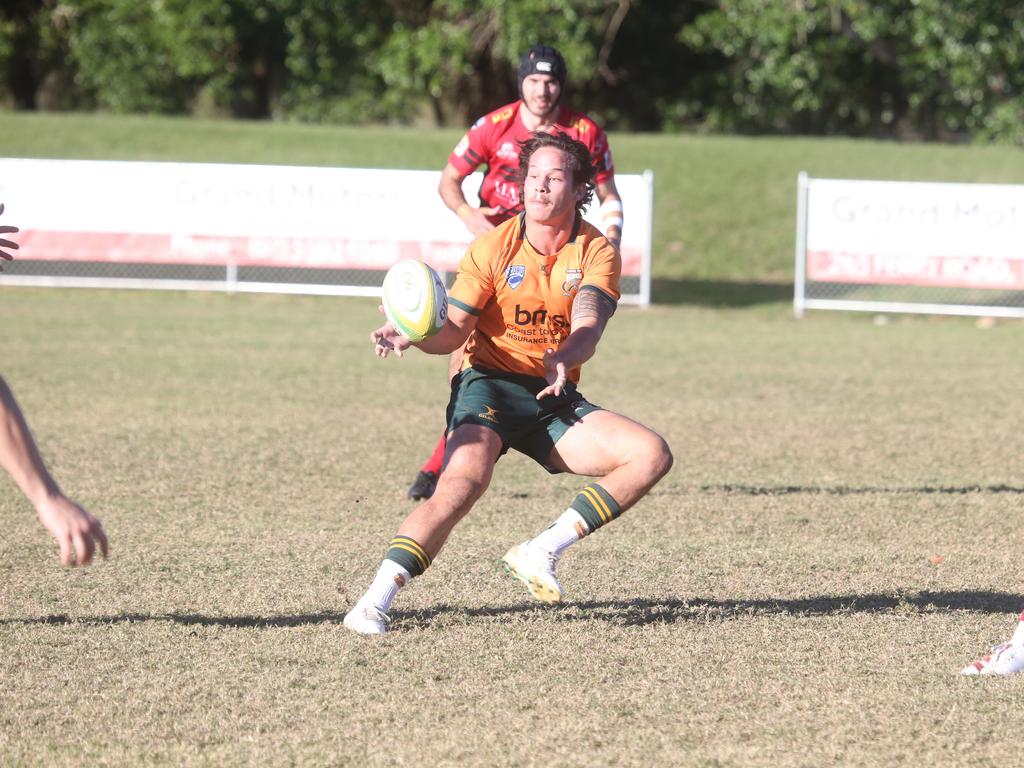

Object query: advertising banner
[805,178,1024,290]
[0,158,649,278]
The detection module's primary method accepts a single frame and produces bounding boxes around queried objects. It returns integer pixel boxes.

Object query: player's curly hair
[516,131,596,216]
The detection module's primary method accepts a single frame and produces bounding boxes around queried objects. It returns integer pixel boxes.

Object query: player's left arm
[588,126,622,249]
[536,285,618,399]
[595,177,623,250]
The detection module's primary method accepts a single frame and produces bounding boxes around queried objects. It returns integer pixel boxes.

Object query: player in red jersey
[406,45,625,501]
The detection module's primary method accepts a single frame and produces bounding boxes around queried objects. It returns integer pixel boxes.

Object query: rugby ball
[381,259,448,342]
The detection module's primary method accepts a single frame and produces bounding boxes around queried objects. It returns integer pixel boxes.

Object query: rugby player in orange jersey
[344,132,671,635]
[405,44,625,501]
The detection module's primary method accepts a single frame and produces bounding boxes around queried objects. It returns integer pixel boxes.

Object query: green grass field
[2,287,1024,766]
[3,113,1024,764]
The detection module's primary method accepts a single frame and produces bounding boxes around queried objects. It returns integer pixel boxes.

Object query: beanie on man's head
[517,45,568,93]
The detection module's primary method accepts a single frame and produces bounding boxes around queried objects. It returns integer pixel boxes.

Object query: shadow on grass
[3,590,1021,630]
[400,590,1024,629]
[650,278,792,307]
[702,483,1024,496]
[0,611,348,629]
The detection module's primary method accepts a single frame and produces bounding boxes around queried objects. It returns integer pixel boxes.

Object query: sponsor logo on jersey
[505,265,526,289]
[492,107,514,124]
[471,117,485,130]
[454,134,470,156]
[561,268,582,296]
[497,141,518,161]
[514,304,569,329]
[572,117,590,134]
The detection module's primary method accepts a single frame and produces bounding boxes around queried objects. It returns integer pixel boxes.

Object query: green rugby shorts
[446,365,602,473]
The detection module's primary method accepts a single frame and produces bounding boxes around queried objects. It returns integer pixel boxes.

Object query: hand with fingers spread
[0,375,109,566]
[0,202,19,269]
[536,348,569,400]
[370,306,413,359]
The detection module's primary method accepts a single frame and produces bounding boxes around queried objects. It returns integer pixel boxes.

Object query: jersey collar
[516,211,582,243]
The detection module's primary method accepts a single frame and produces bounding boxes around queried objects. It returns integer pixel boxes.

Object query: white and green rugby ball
[381,259,448,342]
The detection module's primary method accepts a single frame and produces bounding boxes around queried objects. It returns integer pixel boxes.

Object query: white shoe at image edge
[961,642,1024,676]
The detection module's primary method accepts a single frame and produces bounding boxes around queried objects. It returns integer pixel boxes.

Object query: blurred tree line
[1,0,1022,143]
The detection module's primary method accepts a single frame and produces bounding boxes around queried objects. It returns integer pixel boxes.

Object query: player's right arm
[415,304,477,355]
[438,163,497,237]
[370,304,477,359]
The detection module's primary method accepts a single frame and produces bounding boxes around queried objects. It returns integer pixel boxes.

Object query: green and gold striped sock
[569,483,622,533]
[385,535,431,577]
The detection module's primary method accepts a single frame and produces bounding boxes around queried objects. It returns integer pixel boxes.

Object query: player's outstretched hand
[0,202,19,268]
[536,348,569,400]
[371,307,412,358]
[36,493,109,566]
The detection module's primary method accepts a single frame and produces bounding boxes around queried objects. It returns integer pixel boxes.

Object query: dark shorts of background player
[446,364,602,474]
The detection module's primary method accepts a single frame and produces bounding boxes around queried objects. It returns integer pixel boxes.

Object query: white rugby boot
[343,602,390,635]
[501,541,563,604]
[961,642,1024,676]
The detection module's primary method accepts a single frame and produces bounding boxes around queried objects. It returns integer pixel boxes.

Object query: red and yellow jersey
[448,214,621,382]
[448,101,615,225]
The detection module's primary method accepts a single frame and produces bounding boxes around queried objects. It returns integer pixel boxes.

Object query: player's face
[521,74,561,119]
[523,146,581,225]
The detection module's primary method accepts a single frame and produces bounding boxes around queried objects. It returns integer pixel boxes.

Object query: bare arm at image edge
[0,376,109,566]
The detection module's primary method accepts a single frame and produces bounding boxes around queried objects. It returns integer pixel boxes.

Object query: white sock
[359,559,411,614]
[529,508,590,558]
[1010,611,1024,646]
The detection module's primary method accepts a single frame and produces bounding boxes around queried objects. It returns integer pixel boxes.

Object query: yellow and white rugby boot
[501,542,563,604]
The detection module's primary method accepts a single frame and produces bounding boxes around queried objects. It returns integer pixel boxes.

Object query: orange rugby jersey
[447,213,621,382]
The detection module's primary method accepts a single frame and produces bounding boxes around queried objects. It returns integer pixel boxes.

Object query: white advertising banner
[805,178,1024,290]
[0,158,649,279]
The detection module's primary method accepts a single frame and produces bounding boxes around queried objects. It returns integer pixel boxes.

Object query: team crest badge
[562,268,582,296]
[505,265,526,289]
